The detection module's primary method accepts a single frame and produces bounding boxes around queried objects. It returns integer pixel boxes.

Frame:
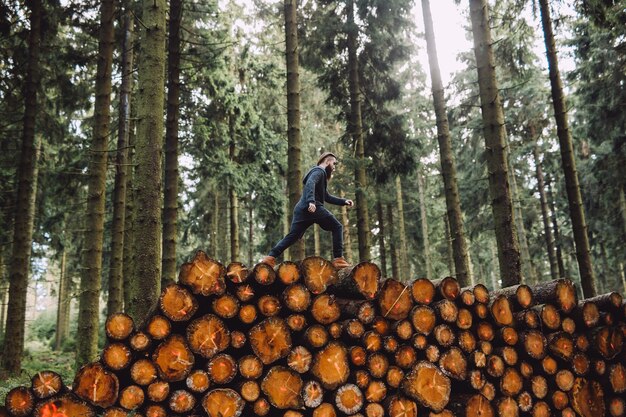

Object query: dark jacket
[292,167,346,221]
[301,166,346,207]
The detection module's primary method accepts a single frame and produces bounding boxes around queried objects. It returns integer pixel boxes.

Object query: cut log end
[178,251,226,296]
[402,361,451,412]
[105,312,135,341]
[202,389,244,417]
[301,256,338,294]
[262,367,303,409]
[73,362,119,408]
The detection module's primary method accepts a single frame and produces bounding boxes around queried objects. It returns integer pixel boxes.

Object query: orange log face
[105,313,135,341]
[312,342,350,390]
[226,262,249,284]
[5,387,34,417]
[379,279,413,320]
[301,256,338,294]
[261,366,304,409]
[249,317,292,364]
[351,261,381,300]
[311,294,341,325]
[570,378,605,417]
[31,371,64,400]
[34,393,96,417]
[131,359,158,386]
[160,284,198,321]
[152,334,195,382]
[186,314,230,359]
[387,396,418,417]
[73,362,119,408]
[201,389,244,417]
[402,361,451,412]
[276,261,301,285]
[411,278,436,305]
[466,394,494,417]
[178,251,226,296]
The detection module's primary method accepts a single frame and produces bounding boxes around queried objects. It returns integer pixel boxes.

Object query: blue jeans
[269,204,343,259]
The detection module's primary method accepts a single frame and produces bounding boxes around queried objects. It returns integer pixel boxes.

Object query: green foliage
[0,348,76,403]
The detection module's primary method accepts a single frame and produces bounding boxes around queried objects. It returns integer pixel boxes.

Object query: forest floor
[0,341,75,403]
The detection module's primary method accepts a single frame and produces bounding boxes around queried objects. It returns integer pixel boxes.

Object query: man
[261,152,353,268]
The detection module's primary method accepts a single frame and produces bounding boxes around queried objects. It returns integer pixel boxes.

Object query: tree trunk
[620,262,626,294]
[162,0,183,285]
[107,0,134,315]
[421,0,472,286]
[210,190,218,259]
[444,214,455,277]
[396,176,409,281]
[123,121,135,313]
[76,0,115,368]
[347,0,370,261]
[54,248,71,351]
[599,242,610,294]
[314,224,321,256]
[386,204,400,280]
[284,0,304,261]
[220,190,229,262]
[538,0,596,297]
[248,195,254,266]
[417,173,432,280]
[619,185,626,254]
[532,140,558,281]
[128,0,167,324]
[0,265,7,338]
[376,195,387,277]
[547,176,567,280]
[230,186,239,262]
[468,0,521,287]
[229,134,240,262]
[508,156,536,284]
[0,0,41,377]
[4,92,43,373]
[341,191,353,263]
[490,240,499,290]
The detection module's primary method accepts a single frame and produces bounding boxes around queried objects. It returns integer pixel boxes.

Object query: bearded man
[261,152,353,268]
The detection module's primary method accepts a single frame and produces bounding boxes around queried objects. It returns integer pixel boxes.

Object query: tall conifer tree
[76,0,115,367]
[128,0,167,323]
[468,0,522,286]
[538,0,596,297]
[1,0,42,376]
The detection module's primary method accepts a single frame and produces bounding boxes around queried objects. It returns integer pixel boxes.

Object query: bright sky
[411,0,473,86]
[411,1,577,87]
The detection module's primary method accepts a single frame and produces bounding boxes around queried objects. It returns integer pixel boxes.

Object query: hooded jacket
[299,166,346,209]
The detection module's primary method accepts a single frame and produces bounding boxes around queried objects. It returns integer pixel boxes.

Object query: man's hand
[345,200,354,208]
[308,203,317,213]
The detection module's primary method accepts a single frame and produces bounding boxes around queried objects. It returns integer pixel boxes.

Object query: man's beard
[325,165,334,179]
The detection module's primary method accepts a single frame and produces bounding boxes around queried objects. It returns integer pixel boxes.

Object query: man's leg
[268,219,313,258]
[317,214,344,259]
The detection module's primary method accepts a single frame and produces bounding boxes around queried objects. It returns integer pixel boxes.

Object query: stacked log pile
[2,250,626,417]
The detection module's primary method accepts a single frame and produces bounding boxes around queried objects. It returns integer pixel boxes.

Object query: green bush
[26,310,57,343]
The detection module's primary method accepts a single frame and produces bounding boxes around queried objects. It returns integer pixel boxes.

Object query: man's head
[317,152,338,179]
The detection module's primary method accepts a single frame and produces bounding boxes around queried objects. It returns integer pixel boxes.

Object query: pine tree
[284,0,305,260]
[1,0,42,376]
[421,0,472,286]
[468,0,522,286]
[128,0,167,323]
[538,0,596,297]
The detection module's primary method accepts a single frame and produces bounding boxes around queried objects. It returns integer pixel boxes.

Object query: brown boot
[332,257,351,269]
[260,255,276,268]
